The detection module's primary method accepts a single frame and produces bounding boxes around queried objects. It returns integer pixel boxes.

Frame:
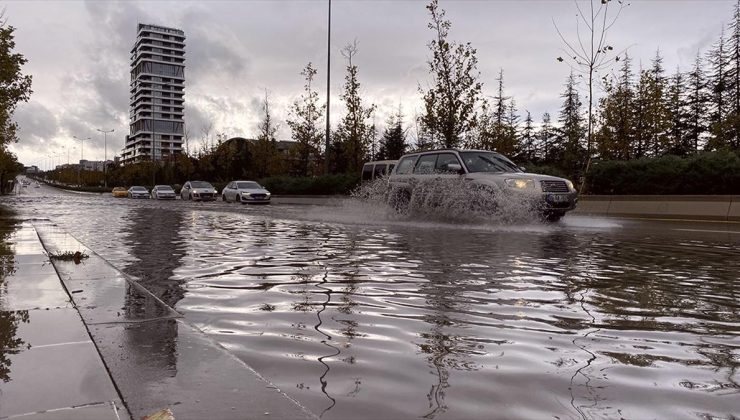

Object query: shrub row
[584,151,740,195]
[258,174,361,195]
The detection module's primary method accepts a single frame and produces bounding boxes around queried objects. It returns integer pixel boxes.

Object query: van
[361,160,398,182]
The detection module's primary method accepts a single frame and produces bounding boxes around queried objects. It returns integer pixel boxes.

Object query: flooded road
[3,180,739,419]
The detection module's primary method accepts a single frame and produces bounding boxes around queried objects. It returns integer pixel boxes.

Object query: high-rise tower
[123,24,185,164]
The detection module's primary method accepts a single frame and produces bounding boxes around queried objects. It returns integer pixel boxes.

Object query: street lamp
[73,135,90,161]
[73,135,90,186]
[97,128,114,188]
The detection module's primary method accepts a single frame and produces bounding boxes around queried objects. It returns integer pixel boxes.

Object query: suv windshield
[459,152,521,173]
[237,181,261,189]
[191,181,213,188]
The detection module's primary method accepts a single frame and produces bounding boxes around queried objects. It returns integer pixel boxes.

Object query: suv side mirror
[519,166,526,172]
[447,163,463,174]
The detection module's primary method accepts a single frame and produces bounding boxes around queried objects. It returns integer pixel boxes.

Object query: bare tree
[554,0,628,181]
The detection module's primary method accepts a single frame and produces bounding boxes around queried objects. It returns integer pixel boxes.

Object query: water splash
[350,177,544,224]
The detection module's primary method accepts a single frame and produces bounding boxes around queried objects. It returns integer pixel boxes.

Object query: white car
[180,181,217,201]
[222,180,271,204]
[127,186,150,199]
[151,185,177,200]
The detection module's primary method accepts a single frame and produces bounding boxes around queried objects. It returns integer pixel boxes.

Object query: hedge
[258,174,361,195]
[584,151,740,195]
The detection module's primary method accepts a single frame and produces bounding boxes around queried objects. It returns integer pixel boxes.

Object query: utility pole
[97,128,114,188]
[325,0,331,174]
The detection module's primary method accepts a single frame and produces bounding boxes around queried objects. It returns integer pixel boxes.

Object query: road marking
[674,228,740,234]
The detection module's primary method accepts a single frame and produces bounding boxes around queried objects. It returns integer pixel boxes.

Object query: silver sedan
[222,180,271,204]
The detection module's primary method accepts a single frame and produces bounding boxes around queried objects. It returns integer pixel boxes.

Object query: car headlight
[565,180,575,192]
[505,179,535,190]
[265,192,271,197]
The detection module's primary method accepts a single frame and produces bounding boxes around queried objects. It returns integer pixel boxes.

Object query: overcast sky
[5,0,736,168]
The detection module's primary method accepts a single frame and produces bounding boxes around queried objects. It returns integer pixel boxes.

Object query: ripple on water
[6,191,740,419]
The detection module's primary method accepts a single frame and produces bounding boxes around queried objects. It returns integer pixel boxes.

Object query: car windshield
[155,185,174,191]
[236,181,261,189]
[131,186,147,191]
[191,181,213,188]
[459,152,522,173]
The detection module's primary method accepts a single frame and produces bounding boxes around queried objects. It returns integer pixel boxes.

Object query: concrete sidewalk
[0,218,317,420]
[0,221,125,419]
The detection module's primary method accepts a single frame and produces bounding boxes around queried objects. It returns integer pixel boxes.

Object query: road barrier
[574,195,740,222]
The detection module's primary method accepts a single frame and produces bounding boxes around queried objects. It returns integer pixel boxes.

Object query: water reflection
[119,207,187,376]
[0,206,29,383]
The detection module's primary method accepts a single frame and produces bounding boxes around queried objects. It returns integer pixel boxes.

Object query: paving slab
[6,402,122,420]
[0,342,121,418]
[0,308,90,350]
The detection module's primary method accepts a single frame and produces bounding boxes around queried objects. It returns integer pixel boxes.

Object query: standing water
[3,184,739,419]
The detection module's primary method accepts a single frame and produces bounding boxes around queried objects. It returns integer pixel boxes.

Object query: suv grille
[541,180,569,193]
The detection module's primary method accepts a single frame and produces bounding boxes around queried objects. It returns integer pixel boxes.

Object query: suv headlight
[565,180,575,192]
[505,179,535,190]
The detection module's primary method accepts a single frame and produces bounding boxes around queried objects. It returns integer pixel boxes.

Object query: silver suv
[387,149,578,221]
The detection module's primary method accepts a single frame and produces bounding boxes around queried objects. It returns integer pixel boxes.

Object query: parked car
[112,187,128,198]
[127,186,150,199]
[222,180,271,204]
[151,185,177,200]
[387,149,578,221]
[180,181,217,201]
[361,160,397,182]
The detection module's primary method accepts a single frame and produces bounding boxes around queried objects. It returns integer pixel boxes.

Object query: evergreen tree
[537,112,555,162]
[643,51,671,156]
[286,62,325,176]
[727,0,740,149]
[666,67,691,155]
[595,54,634,160]
[479,70,518,154]
[685,53,709,153]
[333,42,375,174]
[379,107,408,160]
[518,111,535,162]
[419,0,483,148]
[633,66,650,158]
[707,27,731,149]
[556,72,586,174]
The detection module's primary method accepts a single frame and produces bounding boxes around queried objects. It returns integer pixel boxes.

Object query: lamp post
[97,128,114,188]
[73,136,90,186]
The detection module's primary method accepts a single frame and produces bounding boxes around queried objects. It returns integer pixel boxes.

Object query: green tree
[0,16,33,194]
[666,67,691,156]
[477,69,517,154]
[727,0,740,149]
[252,90,280,178]
[537,112,555,162]
[643,51,671,156]
[685,53,709,153]
[518,111,535,162]
[287,62,325,176]
[334,41,375,174]
[419,0,483,148]
[707,27,730,150]
[556,72,586,175]
[595,54,635,160]
[379,107,407,160]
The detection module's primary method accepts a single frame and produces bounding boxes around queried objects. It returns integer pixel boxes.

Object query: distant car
[180,181,217,201]
[222,180,271,204]
[151,185,177,200]
[127,186,150,199]
[112,187,128,198]
[361,160,397,182]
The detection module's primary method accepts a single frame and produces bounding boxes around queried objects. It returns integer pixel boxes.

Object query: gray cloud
[8,0,739,166]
